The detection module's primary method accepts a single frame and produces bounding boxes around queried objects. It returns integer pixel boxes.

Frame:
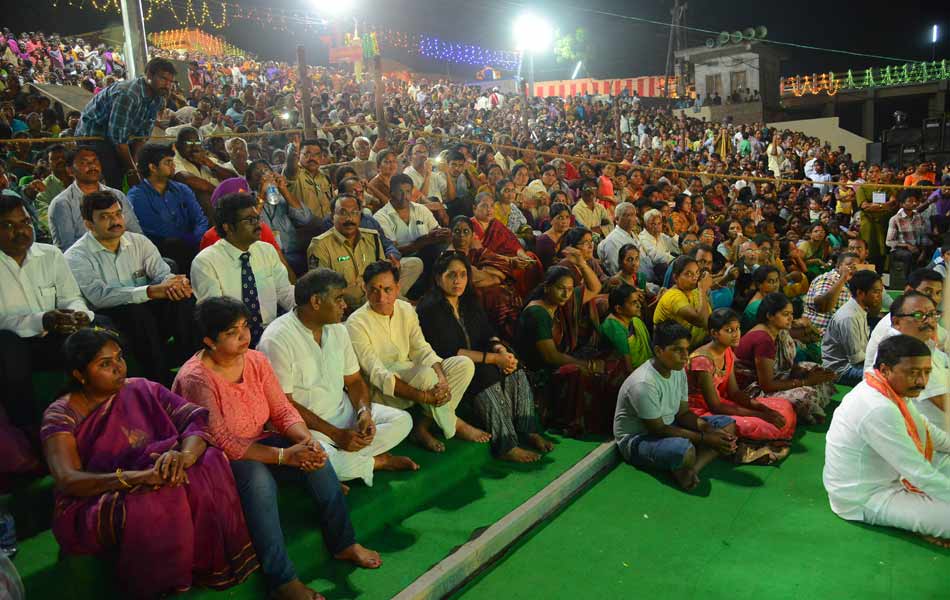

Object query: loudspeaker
[923,118,943,152]
[901,145,920,169]
[866,142,883,165]
[883,127,922,146]
[884,144,902,169]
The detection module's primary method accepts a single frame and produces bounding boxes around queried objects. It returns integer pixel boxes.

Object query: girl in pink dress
[686,308,797,464]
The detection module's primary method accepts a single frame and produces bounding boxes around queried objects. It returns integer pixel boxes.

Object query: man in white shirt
[220,137,248,177]
[863,292,949,431]
[65,190,197,386]
[0,194,98,427]
[346,261,482,453]
[614,321,737,491]
[373,174,450,297]
[571,179,610,237]
[638,208,678,280]
[191,192,294,347]
[824,334,950,546]
[48,146,142,251]
[598,202,644,276]
[258,268,417,486]
[867,269,946,363]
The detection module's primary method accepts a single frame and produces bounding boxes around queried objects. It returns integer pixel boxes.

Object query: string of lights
[417,35,520,69]
[782,60,950,97]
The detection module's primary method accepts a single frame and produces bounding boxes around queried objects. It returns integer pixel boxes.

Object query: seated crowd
[3,50,950,599]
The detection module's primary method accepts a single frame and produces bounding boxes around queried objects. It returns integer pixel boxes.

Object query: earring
[210,345,217,351]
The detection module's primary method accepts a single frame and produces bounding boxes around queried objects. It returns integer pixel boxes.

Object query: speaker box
[884,144,902,169]
[900,145,920,169]
[866,142,883,165]
[884,127,922,146]
[923,118,944,152]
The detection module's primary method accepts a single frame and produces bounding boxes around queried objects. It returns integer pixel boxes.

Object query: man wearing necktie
[191,192,295,346]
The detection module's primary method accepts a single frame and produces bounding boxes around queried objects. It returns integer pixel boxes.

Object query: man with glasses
[862,291,949,431]
[191,192,295,347]
[172,127,238,213]
[310,194,422,313]
[285,137,333,221]
[0,194,99,428]
[74,57,177,189]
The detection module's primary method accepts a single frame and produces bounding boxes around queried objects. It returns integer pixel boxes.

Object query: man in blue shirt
[245,159,312,275]
[128,143,209,274]
[74,57,176,188]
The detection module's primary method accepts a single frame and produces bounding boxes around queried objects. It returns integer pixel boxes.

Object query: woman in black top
[417,252,553,463]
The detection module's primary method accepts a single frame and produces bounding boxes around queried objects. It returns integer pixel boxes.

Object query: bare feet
[527,433,554,453]
[270,579,323,600]
[411,421,445,452]
[334,543,382,569]
[374,453,420,472]
[920,534,950,549]
[455,418,491,443]
[500,447,541,463]
[672,467,700,491]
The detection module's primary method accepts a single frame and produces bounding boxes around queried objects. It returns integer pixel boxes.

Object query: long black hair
[418,250,479,312]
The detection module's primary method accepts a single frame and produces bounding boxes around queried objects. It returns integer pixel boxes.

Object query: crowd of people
[2,27,950,599]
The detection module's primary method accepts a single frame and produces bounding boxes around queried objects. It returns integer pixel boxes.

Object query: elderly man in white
[864,292,949,431]
[346,261,482,453]
[258,269,417,486]
[824,334,950,548]
[638,208,678,281]
[598,202,649,276]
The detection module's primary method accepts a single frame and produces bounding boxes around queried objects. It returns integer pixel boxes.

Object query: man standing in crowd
[191,192,294,347]
[65,190,198,386]
[824,334,950,549]
[886,189,931,278]
[856,165,899,271]
[822,270,884,385]
[258,268,418,486]
[74,57,176,188]
[346,261,484,453]
[615,321,737,492]
[48,146,141,251]
[127,143,209,274]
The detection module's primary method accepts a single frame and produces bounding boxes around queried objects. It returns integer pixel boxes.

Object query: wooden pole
[522,79,529,139]
[297,45,313,140]
[373,54,388,144]
[614,104,622,153]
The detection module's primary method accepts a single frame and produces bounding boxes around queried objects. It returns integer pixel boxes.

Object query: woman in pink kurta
[686,308,796,463]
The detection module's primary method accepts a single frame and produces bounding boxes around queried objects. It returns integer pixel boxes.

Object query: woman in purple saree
[40,329,258,599]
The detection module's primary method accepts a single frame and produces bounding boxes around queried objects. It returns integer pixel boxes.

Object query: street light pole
[119,0,148,78]
[933,25,939,62]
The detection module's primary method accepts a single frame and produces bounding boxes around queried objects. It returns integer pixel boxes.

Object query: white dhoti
[863,453,950,538]
[310,399,412,486]
[371,355,475,439]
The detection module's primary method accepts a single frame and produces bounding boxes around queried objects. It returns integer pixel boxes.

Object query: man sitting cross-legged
[258,268,418,486]
[346,261,485,452]
[614,321,738,491]
[824,334,950,549]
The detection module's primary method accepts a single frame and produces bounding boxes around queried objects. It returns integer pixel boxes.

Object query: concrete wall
[767,116,871,161]
[674,101,764,125]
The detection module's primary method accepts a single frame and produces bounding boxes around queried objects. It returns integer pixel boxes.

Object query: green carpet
[455,392,950,600]
[15,434,603,600]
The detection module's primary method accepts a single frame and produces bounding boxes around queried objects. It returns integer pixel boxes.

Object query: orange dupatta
[864,370,934,494]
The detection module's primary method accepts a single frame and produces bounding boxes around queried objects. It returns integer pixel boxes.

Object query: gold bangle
[115,468,132,489]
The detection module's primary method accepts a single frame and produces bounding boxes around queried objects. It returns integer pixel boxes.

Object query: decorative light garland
[783,59,950,96]
[416,35,520,70]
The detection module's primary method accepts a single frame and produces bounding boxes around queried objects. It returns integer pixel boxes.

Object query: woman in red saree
[449,215,525,340]
[687,308,797,464]
[40,329,257,599]
[470,192,542,298]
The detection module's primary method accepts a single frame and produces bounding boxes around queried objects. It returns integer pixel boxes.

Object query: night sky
[11,0,950,81]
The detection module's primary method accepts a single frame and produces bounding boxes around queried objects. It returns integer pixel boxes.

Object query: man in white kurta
[258,270,415,485]
[824,334,950,542]
[863,292,949,431]
[346,262,474,451]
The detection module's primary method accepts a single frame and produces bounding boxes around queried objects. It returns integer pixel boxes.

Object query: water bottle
[0,512,16,559]
[265,184,282,206]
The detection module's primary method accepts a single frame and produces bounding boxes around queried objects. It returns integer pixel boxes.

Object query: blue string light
[417,35,520,70]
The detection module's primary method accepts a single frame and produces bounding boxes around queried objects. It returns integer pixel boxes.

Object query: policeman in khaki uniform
[308,195,422,311]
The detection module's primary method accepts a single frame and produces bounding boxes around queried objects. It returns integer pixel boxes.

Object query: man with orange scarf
[823,335,950,548]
